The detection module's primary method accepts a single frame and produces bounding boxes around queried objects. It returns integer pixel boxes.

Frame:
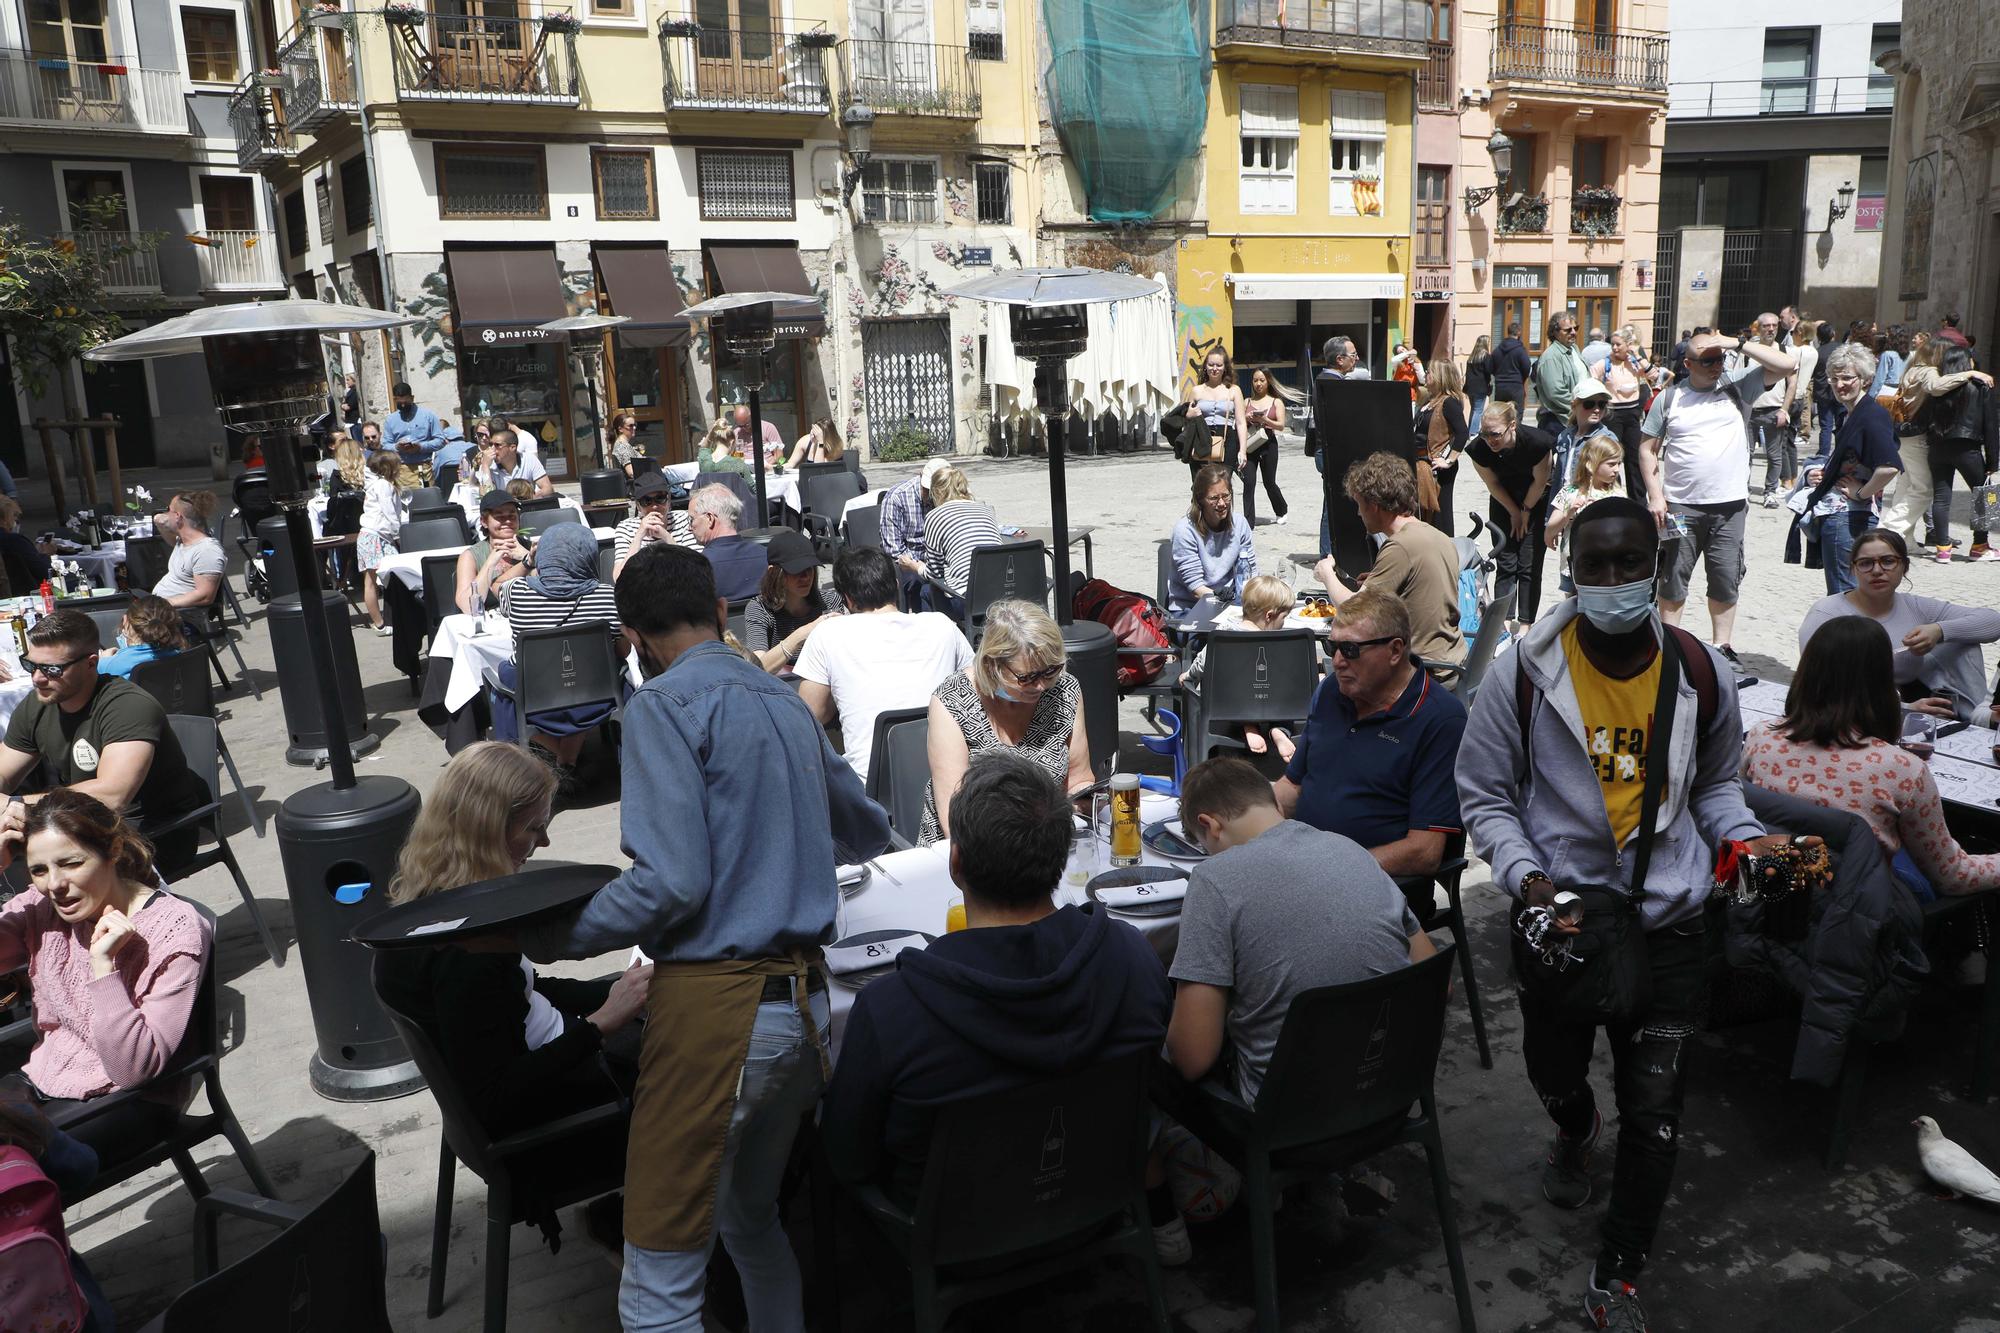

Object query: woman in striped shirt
[922,466,1004,613]
[492,523,624,786]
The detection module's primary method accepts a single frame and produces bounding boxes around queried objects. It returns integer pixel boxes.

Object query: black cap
[632,471,671,500]
[479,489,520,512]
[765,529,820,573]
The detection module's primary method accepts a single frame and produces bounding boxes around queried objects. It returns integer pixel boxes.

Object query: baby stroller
[232,470,278,601]
[1428,512,1516,702]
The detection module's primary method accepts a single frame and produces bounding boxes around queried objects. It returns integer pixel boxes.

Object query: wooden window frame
[696,149,795,222]
[179,5,243,86]
[592,147,660,221]
[435,144,550,222]
[587,0,637,15]
[339,154,371,235]
[1492,265,1549,354]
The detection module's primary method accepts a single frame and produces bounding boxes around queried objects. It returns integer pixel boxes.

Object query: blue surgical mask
[1575,576,1655,634]
[115,633,130,650]
[992,682,1024,703]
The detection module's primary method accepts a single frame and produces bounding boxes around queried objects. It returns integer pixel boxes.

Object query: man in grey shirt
[1165,757,1433,1106]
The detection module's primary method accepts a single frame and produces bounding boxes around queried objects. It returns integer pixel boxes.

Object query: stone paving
[45,444,2000,1330]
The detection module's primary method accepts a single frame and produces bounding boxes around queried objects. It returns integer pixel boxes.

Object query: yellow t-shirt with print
[1561,621,1660,848]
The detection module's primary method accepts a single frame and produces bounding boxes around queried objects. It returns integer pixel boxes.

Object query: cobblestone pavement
[53,445,2000,1330]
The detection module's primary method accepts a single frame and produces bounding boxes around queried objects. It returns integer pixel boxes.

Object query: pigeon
[1914,1116,2000,1203]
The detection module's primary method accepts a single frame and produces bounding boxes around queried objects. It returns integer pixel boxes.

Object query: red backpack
[1072,579,1171,688]
[0,1145,86,1333]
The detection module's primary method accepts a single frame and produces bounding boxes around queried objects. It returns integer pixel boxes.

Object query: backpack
[1072,579,1170,688]
[0,1145,87,1333]
[1649,373,1757,449]
[1516,623,1719,760]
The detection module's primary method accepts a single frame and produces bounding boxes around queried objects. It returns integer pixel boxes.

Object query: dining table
[1735,678,2000,817]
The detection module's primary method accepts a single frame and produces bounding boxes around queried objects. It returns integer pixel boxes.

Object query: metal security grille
[863,158,938,223]
[1650,232,1679,356]
[862,318,954,453]
[437,147,547,219]
[594,149,657,219]
[1718,229,1799,335]
[975,161,1010,224]
[696,149,793,220]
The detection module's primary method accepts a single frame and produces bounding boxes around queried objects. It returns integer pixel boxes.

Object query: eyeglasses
[1852,555,1904,572]
[27,654,90,680]
[1829,373,1863,385]
[361,434,381,444]
[1328,635,1399,661]
[1002,662,1065,687]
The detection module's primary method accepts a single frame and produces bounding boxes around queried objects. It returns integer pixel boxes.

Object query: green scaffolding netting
[1044,0,1212,224]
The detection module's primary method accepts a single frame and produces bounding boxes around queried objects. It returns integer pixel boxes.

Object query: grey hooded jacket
[1456,599,1765,929]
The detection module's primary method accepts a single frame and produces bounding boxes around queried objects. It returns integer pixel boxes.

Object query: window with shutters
[340,154,371,234]
[1415,167,1450,266]
[593,148,659,220]
[863,158,938,224]
[436,145,549,220]
[1328,88,1387,216]
[1237,84,1297,215]
[179,6,241,84]
[696,149,793,221]
[282,188,308,257]
[199,175,256,232]
[967,0,1003,60]
[975,161,1011,224]
[315,177,334,248]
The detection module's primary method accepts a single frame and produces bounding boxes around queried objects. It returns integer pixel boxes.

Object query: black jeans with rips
[1518,915,1708,1283]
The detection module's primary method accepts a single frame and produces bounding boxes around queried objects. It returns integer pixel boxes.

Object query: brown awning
[446,245,567,347]
[593,244,690,349]
[704,242,825,339]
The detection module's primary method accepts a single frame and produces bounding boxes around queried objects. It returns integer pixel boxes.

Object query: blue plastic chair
[1136,708,1185,796]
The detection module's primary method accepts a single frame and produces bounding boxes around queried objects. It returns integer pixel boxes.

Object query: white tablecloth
[44,542,127,589]
[0,674,29,730]
[379,544,470,594]
[429,611,642,714]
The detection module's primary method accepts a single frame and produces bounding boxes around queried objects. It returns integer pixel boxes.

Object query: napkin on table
[1096,878,1189,909]
[825,932,929,975]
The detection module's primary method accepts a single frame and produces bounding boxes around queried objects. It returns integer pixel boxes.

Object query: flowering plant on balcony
[1571,185,1622,238]
[538,11,582,35]
[793,29,838,49]
[382,3,425,26]
[660,18,703,37]
[1497,193,1550,235]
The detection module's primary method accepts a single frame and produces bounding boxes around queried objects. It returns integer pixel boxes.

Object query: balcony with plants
[385,5,580,106]
[658,12,832,115]
[835,39,979,119]
[1570,186,1622,239]
[1496,193,1550,236]
[229,75,295,171]
[275,15,357,133]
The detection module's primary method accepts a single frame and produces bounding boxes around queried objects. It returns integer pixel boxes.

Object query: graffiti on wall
[1175,261,1222,396]
[400,266,457,379]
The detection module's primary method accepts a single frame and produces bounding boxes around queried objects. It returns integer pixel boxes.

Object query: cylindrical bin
[269,590,380,766]
[1062,619,1119,779]
[276,775,426,1101]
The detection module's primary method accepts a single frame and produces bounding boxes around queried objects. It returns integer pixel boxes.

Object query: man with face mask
[1456,496,1802,1333]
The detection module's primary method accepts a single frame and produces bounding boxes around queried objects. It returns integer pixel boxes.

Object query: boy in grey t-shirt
[1166,757,1432,1106]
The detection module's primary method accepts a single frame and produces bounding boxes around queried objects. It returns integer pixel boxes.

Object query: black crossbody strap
[1625,630,1684,901]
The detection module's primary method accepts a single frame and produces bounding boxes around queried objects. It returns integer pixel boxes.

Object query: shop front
[594,243,694,465]
[445,244,575,475]
[701,241,826,446]
[1225,272,1405,393]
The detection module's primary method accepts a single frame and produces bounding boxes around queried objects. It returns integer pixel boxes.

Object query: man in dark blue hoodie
[1492,321,1534,412]
[821,750,1172,1212]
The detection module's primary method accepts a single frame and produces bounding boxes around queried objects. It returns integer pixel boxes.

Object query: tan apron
[623,952,825,1252]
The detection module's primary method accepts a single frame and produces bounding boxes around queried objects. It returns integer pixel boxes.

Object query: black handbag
[1510,631,1685,1027]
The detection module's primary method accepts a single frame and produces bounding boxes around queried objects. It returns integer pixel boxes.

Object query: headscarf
[521,522,599,601]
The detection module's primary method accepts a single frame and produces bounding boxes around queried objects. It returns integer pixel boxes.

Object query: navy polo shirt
[1284,665,1467,850]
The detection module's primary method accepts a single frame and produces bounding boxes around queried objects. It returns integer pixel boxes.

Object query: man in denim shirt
[520,543,891,1333]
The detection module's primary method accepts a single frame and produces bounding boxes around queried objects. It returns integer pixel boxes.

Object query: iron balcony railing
[836,40,979,118]
[0,49,185,130]
[1491,22,1668,95]
[192,230,283,291]
[62,231,159,293]
[1214,0,1431,58]
[658,13,832,114]
[277,21,357,131]
[1418,39,1453,110]
[229,77,294,170]
[1668,75,1893,119]
[1497,193,1550,236]
[388,10,580,105]
[1570,192,1621,237]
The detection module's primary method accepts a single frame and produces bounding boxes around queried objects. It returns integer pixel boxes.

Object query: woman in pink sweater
[0,788,210,1163]
[1743,616,2000,900]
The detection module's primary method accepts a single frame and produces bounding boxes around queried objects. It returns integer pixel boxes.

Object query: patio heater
[942,268,1162,625]
[86,299,426,1103]
[680,291,811,524]
[537,312,629,470]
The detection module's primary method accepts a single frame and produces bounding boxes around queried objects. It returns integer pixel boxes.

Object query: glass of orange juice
[945,892,967,933]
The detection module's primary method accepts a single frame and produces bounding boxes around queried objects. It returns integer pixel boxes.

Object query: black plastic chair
[864,706,930,848]
[373,967,626,1333]
[725,596,753,646]
[518,493,561,514]
[400,515,473,553]
[579,469,625,504]
[404,486,445,512]
[433,461,460,494]
[228,471,275,586]
[421,552,463,625]
[528,506,583,530]
[844,1051,1169,1333]
[51,898,279,1206]
[407,504,472,536]
[923,539,1050,645]
[795,460,847,490]
[1188,629,1320,762]
[1194,947,1476,1332]
[846,502,884,552]
[141,1151,392,1332]
[596,536,617,582]
[78,594,134,650]
[321,489,363,538]
[123,533,171,592]
[1395,832,1490,1069]
[702,469,759,517]
[482,621,625,753]
[183,593,260,701]
[148,715,282,965]
[1429,589,1515,702]
[129,652,262,838]
[801,472,867,555]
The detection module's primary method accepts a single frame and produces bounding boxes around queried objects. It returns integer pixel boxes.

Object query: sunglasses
[1003,662,1065,687]
[1692,354,1726,367]
[28,654,90,680]
[1328,635,1399,661]
[636,494,669,508]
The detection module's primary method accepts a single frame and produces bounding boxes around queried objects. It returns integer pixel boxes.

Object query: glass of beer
[1110,773,1142,867]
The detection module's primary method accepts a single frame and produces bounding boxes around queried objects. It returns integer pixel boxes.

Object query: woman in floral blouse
[1743,615,2000,900]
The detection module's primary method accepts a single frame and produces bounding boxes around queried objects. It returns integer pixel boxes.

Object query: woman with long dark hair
[1241,368,1298,526]
[1745,616,2000,900]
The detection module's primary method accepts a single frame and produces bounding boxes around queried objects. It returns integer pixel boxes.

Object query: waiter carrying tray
[503,542,892,1331]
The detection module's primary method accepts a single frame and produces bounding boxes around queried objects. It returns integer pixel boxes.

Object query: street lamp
[680,291,810,523]
[941,267,1161,626]
[537,312,629,470]
[1828,180,1858,224]
[1462,129,1515,214]
[841,104,876,206]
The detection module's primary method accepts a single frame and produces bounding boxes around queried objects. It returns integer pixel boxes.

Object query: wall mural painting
[399,266,457,379]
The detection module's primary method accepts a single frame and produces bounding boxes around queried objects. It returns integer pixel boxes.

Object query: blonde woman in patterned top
[920,599,1092,844]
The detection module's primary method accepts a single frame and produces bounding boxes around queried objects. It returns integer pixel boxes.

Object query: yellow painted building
[1176,2,1431,394]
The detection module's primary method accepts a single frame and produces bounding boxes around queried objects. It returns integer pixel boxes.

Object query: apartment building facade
[1,0,288,473]
[243,0,1040,472]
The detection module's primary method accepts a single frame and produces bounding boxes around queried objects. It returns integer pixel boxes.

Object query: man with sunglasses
[1532,314,1590,433]
[1273,588,1466,885]
[0,610,207,872]
[1638,327,1796,663]
[612,472,699,580]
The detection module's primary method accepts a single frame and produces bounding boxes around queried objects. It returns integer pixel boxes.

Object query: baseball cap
[765,529,821,574]
[631,471,671,500]
[1572,377,1612,404]
[479,489,519,512]
[920,457,951,489]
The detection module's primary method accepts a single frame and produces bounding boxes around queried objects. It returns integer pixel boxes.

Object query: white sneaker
[1761,493,1780,509]
[1152,1213,1192,1267]
[1272,512,1289,527]
[373,624,394,636]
